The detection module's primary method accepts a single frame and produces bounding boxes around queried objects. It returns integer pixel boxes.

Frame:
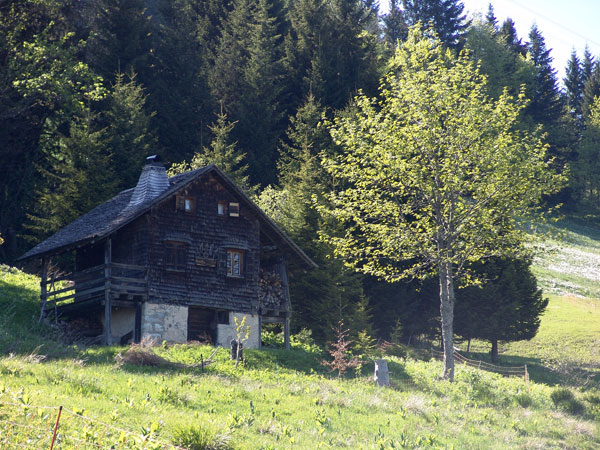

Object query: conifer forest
[2,0,599,350]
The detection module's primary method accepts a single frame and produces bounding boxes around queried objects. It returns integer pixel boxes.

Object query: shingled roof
[20,165,316,269]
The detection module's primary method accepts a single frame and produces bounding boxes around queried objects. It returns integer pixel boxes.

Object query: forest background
[2,0,600,349]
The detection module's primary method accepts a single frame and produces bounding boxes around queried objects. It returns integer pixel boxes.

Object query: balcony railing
[42,263,148,312]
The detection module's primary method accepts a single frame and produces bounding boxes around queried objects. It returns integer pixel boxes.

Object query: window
[226,249,244,277]
[165,241,188,271]
[176,195,195,213]
[229,202,240,217]
[217,311,230,325]
[217,201,227,216]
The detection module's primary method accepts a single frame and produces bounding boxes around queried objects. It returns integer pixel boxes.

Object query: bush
[172,424,233,450]
[514,392,533,408]
[550,388,586,415]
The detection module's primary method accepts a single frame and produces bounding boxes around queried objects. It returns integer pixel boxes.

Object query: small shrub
[172,424,233,450]
[550,388,585,415]
[514,392,533,408]
[321,321,360,377]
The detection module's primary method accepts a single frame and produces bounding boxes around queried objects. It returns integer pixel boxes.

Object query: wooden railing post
[104,238,112,345]
[38,257,48,324]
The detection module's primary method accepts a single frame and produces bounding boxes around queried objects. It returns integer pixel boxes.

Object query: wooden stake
[104,238,112,345]
[38,257,48,324]
[50,406,62,450]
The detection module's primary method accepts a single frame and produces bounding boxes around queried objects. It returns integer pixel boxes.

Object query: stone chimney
[128,155,170,207]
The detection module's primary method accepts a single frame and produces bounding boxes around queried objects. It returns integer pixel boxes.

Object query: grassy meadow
[1,215,600,449]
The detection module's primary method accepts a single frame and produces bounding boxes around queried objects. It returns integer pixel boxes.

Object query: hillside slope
[1,264,600,449]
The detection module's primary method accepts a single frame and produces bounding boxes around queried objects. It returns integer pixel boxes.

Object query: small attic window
[176,195,195,213]
[229,202,240,217]
[217,201,227,216]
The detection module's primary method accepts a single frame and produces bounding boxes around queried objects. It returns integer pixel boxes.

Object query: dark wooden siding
[112,216,149,266]
[146,174,261,313]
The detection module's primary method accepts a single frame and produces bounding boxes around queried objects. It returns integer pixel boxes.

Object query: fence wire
[431,348,529,380]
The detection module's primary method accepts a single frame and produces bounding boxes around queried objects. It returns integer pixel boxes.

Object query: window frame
[165,240,188,272]
[226,249,245,278]
[229,202,240,217]
[217,201,227,216]
[176,195,196,213]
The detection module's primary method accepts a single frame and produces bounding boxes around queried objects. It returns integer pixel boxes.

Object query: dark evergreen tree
[485,3,497,31]
[525,25,571,175]
[238,0,286,184]
[169,111,254,194]
[0,0,104,260]
[582,63,600,119]
[564,50,584,122]
[402,0,471,49]
[283,0,380,112]
[209,0,287,184]
[28,111,117,241]
[582,45,595,82]
[466,21,535,100]
[572,97,600,206]
[104,72,158,190]
[257,95,365,342]
[499,18,526,56]
[382,0,409,47]
[455,257,548,363]
[85,0,153,82]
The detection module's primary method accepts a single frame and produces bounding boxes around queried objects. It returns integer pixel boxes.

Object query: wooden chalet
[20,156,316,348]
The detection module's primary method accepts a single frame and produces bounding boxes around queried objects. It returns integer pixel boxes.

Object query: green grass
[2,226,600,450]
[461,294,600,387]
[1,345,599,449]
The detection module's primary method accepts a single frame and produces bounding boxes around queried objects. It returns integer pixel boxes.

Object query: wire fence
[0,397,185,450]
[431,348,529,380]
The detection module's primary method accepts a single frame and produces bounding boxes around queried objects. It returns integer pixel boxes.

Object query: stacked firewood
[259,269,284,308]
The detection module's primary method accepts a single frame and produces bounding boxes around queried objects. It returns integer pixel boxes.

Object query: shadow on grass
[461,350,600,388]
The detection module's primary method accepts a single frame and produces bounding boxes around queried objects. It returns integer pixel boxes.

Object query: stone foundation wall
[141,303,187,342]
[216,312,260,349]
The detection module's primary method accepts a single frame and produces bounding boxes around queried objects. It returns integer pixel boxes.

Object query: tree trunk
[490,339,499,364]
[439,261,455,381]
[467,337,471,353]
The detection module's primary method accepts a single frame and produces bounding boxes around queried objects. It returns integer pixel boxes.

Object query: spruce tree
[582,63,600,119]
[455,257,548,363]
[572,97,600,206]
[582,45,595,82]
[499,18,526,56]
[466,21,535,100]
[524,26,576,199]
[485,3,497,32]
[28,111,117,241]
[564,50,584,121]
[382,0,409,47]
[85,0,154,82]
[257,95,365,342]
[283,0,380,112]
[143,0,216,164]
[402,0,471,49]
[169,112,254,194]
[104,72,158,190]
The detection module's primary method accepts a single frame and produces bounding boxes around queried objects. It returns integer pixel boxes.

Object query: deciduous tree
[318,27,563,381]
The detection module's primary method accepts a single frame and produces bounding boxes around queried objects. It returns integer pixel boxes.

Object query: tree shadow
[461,350,600,388]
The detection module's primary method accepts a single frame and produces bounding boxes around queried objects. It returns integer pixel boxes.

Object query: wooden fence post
[38,257,48,324]
[104,238,113,345]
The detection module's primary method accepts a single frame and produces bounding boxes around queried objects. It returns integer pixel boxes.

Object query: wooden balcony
[42,263,148,314]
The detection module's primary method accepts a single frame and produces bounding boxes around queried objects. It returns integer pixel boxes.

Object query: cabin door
[187,307,216,343]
